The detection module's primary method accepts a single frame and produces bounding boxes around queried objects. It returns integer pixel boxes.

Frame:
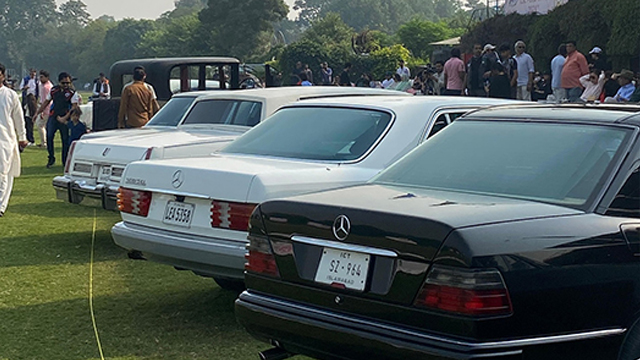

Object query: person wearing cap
[561,41,589,102]
[92,72,110,99]
[481,44,499,77]
[513,40,535,101]
[604,70,636,103]
[498,43,518,99]
[588,47,611,72]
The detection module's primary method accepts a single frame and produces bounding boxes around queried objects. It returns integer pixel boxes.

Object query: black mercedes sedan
[236,105,640,360]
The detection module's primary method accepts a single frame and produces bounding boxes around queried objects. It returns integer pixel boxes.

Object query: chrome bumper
[111,221,247,280]
[52,176,119,211]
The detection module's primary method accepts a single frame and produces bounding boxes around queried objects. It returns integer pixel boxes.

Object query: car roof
[463,103,640,125]
[171,87,412,102]
[283,95,521,111]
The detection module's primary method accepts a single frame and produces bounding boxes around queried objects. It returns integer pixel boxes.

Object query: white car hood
[122,155,381,203]
[73,128,245,165]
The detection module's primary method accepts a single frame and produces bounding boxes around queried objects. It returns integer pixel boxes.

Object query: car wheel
[619,318,640,360]
[213,277,245,293]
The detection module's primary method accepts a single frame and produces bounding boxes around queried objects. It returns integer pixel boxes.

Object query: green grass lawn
[0,146,273,360]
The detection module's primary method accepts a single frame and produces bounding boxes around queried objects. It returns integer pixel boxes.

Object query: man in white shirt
[397,60,411,78]
[19,69,38,144]
[0,63,28,216]
[514,40,535,101]
[550,44,567,102]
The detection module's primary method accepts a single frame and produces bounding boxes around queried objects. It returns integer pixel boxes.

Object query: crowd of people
[291,41,640,105]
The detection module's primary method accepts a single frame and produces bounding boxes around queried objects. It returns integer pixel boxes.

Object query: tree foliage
[397,18,462,59]
[461,13,537,53]
[293,0,459,32]
[197,0,288,60]
[58,0,91,26]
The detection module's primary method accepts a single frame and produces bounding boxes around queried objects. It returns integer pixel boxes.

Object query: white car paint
[111,96,523,281]
[54,87,407,210]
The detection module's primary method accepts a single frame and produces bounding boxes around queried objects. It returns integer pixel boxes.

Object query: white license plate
[162,201,195,228]
[98,166,111,183]
[314,248,370,291]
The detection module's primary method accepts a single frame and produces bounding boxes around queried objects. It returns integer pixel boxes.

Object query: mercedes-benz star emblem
[332,215,351,241]
[171,170,184,189]
[102,148,111,157]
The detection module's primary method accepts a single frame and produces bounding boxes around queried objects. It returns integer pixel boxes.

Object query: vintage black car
[236,104,640,360]
[92,57,278,131]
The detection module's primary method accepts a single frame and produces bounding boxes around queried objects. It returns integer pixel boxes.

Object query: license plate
[98,166,111,183]
[162,201,195,228]
[314,248,370,291]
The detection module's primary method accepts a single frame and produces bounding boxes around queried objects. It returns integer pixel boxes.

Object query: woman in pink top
[36,70,53,148]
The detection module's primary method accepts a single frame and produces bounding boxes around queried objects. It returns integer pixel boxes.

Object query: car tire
[213,277,245,293]
[619,318,640,360]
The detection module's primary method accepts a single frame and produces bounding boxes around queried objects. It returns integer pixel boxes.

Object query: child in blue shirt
[58,107,86,144]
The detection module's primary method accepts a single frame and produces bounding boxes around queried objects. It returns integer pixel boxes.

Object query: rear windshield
[145,97,196,127]
[221,107,393,161]
[374,120,632,209]
[181,99,262,127]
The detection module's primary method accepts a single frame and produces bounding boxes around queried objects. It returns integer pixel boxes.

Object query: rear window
[145,97,196,127]
[181,99,262,126]
[374,120,631,209]
[221,107,393,161]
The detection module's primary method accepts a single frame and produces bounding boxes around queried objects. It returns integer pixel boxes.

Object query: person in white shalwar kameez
[0,63,28,216]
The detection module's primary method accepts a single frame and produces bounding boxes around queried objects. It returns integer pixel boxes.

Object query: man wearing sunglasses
[35,72,80,168]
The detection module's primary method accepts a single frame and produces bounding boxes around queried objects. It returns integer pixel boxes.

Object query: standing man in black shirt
[339,63,352,87]
[35,72,80,168]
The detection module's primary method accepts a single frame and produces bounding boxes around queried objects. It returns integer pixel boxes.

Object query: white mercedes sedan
[111,96,520,289]
[53,87,402,210]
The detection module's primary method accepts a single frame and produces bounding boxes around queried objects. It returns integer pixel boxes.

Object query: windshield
[181,99,262,126]
[374,120,631,209]
[145,97,196,127]
[221,107,393,161]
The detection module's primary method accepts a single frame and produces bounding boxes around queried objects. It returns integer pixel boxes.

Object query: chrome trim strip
[244,292,626,351]
[291,236,398,258]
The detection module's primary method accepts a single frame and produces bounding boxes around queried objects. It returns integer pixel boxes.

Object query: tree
[0,0,57,68]
[293,0,458,32]
[58,0,91,27]
[103,19,156,64]
[161,0,208,19]
[197,0,288,60]
[138,14,202,57]
[397,18,461,59]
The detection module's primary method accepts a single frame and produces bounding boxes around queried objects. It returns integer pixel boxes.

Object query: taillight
[414,265,512,316]
[117,187,152,217]
[245,235,279,277]
[142,147,154,160]
[210,200,257,231]
[64,141,77,174]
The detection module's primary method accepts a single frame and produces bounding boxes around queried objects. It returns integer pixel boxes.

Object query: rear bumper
[53,176,119,210]
[235,291,626,360]
[111,221,247,279]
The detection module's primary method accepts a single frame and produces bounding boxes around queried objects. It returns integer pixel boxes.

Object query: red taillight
[245,235,279,277]
[414,265,512,316]
[210,200,257,231]
[117,187,152,217]
[64,141,77,174]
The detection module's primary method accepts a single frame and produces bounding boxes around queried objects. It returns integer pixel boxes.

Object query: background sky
[55,0,297,20]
